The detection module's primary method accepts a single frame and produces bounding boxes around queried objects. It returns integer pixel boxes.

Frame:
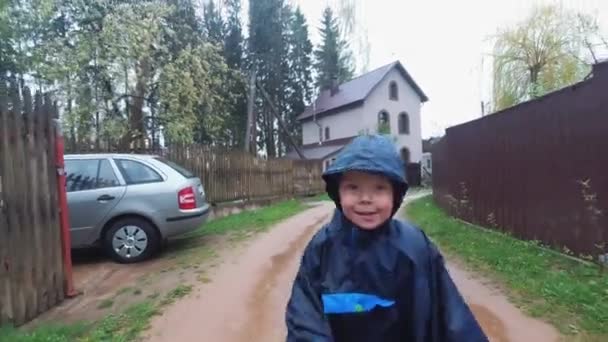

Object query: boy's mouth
[354,210,377,216]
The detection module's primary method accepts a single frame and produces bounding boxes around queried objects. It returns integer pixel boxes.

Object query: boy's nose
[359,192,373,202]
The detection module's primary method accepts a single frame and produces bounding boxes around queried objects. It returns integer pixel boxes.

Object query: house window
[389,81,398,100]
[325,126,330,140]
[398,112,410,135]
[400,147,411,165]
[378,110,390,134]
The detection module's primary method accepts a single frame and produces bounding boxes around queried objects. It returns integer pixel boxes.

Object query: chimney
[330,77,339,96]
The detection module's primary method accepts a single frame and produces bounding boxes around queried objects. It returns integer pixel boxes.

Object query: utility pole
[244,71,256,155]
[255,79,306,160]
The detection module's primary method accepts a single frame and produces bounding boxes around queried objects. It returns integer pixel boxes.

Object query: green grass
[183,198,307,238]
[406,196,608,339]
[0,300,156,342]
[1,198,310,342]
[165,199,308,261]
[85,300,158,342]
[159,285,193,306]
[307,193,331,202]
[0,284,197,342]
[0,324,90,342]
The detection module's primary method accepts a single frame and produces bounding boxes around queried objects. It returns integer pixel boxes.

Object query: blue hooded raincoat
[285,135,488,342]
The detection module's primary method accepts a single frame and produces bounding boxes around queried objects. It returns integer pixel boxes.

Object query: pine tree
[203,0,225,47]
[285,7,313,147]
[224,0,243,70]
[165,0,203,56]
[275,4,294,156]
[314,6,354,90]
[0,0,17,87]
[248,0,289,157]
[223,0,246,148]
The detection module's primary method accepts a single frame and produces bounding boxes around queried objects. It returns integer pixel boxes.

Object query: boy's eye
[345,184,358,190]
[376,184,388,191]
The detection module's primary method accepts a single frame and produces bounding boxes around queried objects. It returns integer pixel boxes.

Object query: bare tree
[331,0,371,73]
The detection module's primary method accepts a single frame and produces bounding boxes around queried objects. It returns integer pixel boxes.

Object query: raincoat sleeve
[427,238,489,342]
[285,239,334,342]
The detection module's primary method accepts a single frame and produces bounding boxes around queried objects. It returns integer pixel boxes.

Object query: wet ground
[25,202,268,328]
[144,202,333,342]
[26,233,229,327]
[144,194,561,342]
[448,260,560,342]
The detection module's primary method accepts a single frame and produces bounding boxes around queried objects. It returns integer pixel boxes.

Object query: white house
[286,60,428,173]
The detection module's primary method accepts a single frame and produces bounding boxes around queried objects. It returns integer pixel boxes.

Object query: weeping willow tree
[491,5,604,111]
[329,0,370,73]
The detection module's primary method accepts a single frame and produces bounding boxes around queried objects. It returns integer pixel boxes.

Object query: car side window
[115,159,163,185]
[65,159,120,192]
[65,159,99,192]
[97,159,120,188]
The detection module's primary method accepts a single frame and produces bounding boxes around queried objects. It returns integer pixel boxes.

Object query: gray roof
[285,136,357,160]
[284,144,346,160]
[297,61,428,121]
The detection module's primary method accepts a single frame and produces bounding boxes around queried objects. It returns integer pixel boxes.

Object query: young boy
[285,134,488,342]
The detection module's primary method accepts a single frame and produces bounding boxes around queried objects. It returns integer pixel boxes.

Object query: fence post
[53,112,78,298]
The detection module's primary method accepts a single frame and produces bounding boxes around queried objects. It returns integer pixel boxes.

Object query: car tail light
[178,186,197,210]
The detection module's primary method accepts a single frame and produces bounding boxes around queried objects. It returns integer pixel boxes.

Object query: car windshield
[154,157,195,179]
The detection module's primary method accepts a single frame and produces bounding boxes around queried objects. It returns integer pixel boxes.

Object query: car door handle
[97,194,116,201]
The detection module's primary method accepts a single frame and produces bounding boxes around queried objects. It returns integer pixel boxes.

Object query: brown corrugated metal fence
[433,61,608,259]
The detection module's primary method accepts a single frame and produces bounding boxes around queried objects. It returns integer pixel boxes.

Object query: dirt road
[447,261,560,342]
[145,196,560,342]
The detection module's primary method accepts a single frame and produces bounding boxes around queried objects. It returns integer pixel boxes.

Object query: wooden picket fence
[159,145,324,203]
[66,144,326,204]
[0,87,65,326]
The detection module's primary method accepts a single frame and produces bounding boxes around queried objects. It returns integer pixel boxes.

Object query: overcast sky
[292,0,608,138]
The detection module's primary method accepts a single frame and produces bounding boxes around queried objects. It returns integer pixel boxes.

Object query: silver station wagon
[64,154,209,263]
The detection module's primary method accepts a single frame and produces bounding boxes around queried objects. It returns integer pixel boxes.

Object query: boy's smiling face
[338,171,394,230]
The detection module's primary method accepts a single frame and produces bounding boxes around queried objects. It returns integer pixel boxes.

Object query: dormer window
[389,81,398,100]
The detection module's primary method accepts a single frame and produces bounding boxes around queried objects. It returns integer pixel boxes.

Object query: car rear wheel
[104,217,160,263]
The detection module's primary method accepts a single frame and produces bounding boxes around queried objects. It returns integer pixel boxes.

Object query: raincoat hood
[322,134,409,216]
